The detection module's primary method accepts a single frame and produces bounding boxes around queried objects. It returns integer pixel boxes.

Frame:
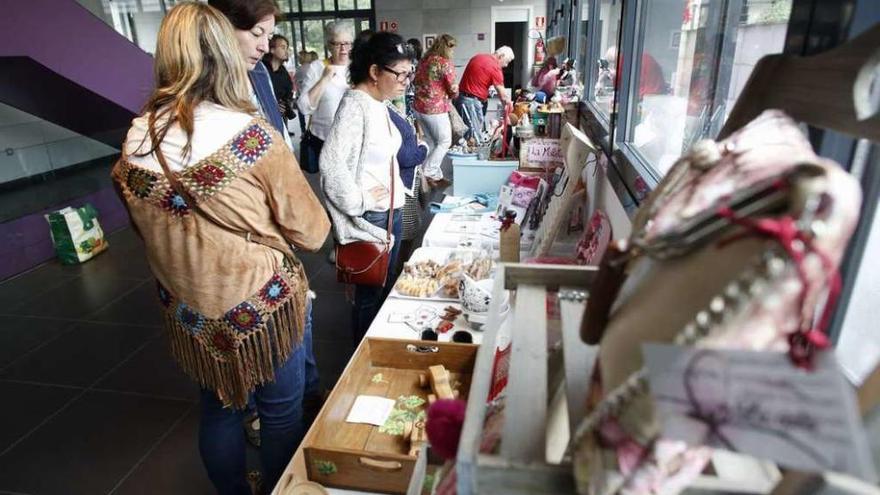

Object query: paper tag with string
[642,343,877,482]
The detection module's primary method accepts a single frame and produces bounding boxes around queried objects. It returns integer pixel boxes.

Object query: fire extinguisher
[535,35,545,65]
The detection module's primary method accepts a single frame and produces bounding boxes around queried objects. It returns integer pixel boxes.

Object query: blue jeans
[199,307,314,495]
[246,302,318,409]
[454,94,486,143]
[352,209,402,343]
[301,301,319,399]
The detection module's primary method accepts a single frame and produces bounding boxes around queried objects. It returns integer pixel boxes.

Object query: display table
[273,260,486,494]
[274,192,520,494]
[421,210,536,253]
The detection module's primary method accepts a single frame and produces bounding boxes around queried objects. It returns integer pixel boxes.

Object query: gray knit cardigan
[319,89,397,245]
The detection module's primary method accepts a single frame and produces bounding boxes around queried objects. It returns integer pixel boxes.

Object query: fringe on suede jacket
[112,103,330,408]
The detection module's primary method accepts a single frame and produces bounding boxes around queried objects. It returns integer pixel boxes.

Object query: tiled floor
[0,218,359,495]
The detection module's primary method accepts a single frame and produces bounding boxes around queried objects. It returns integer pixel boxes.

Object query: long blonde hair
[425,34,456,60]
[138,2,256,159]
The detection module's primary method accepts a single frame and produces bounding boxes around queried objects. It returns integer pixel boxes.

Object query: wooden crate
[302,337,478,495]
[455,263,599,495]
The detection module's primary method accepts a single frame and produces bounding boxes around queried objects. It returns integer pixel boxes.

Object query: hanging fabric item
[572,110,863,495]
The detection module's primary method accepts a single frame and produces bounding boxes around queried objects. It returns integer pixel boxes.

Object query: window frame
[278,0,375,59]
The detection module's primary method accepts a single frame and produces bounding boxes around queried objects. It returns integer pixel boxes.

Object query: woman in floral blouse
[413,34,457,186]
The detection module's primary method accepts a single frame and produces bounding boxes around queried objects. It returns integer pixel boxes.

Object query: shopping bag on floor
[45,203,108,265]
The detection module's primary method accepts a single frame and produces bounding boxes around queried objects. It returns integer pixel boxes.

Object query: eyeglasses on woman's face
[382,66,415,83]
[329,41,352,48]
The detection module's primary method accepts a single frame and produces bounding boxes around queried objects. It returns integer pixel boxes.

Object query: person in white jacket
[296,22,353,157]
[294,50,319,134]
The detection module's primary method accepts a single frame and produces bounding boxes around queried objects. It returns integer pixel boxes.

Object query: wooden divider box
[302,337,478,494]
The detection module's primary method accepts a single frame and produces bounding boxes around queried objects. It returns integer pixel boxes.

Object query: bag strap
[385,111,395,242]
[148,123,295,257]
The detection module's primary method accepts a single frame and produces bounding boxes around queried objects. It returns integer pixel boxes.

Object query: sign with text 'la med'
[525,138,563,165]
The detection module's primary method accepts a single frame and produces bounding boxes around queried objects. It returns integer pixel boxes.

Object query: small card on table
[642,344,877,481]
[345,395,395,426]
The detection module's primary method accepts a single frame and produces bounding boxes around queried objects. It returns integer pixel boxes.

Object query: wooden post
[499,222,521,263]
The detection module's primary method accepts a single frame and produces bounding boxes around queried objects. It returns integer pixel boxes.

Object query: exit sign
[379,20,398,32]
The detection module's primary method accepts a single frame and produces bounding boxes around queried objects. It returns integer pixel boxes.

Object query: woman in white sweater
[320,32,414,342]
[296,22,352,157]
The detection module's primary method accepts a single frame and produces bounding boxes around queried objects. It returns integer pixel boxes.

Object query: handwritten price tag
[525,139,563,165]
[642,344,877,481]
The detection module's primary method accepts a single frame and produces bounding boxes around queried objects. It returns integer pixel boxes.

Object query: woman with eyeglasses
[297,21,353,161]
[320,32,414,343]
[413,33,458,189]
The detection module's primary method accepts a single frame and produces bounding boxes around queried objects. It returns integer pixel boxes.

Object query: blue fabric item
[250,62,287,135]
[243,300,318,414]
[302,301,319,397]
[199,319,308,495]
[388,108,427,190]
[428,193,498,214]
[474,192,499,209]
[352,209,403,343]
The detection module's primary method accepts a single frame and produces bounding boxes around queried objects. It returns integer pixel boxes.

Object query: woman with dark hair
[209,0,325,462]
[320,32,414,342]
[208,0,292,149]
[262,34,296,122]
[404,38,423,120]
[112,4,329,494]
[407,37,423,62]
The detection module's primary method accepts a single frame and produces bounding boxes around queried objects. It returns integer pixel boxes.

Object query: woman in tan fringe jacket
[111,4,329,494]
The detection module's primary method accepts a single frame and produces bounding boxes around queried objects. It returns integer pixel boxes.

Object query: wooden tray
[388,247,494,303]
[303,337,478,494]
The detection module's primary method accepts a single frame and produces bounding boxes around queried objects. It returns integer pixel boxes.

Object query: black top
[262,60,295,120]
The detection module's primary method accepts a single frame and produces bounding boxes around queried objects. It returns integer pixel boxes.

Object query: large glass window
[625,0,792,174]
[301,0,322,13]
[279,0,299,13]
[302,19,328,56]
[593,0,623,119]
[278,0,374,60]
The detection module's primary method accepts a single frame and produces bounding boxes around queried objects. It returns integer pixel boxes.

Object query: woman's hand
[369,185,390,203]
[321,64,334,81]
[450,83,459,95]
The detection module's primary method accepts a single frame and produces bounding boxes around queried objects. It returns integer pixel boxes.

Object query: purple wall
[0,1,151,280]
[0,187,130,281]
[0,0,154,114]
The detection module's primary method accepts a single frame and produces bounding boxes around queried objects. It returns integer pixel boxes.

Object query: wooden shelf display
[453,263,599,495]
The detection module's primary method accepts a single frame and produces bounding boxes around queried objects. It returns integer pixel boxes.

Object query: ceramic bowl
[463,302,510,331]
[460,275,509,313]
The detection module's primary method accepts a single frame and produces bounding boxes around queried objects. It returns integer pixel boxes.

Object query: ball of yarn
[425,399,467,460]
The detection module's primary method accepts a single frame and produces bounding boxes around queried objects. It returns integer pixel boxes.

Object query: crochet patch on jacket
[158,257,307,409]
